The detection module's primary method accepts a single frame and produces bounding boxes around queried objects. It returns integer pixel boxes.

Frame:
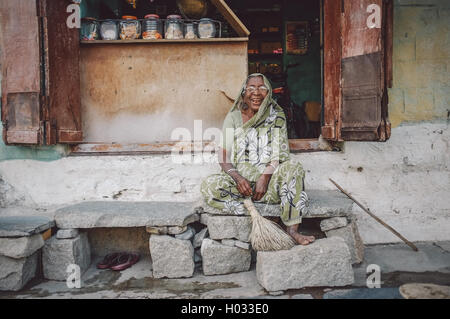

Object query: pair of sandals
[96,252,140,271]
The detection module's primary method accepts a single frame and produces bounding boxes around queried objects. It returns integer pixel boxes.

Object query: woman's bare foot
[291,233,316,246]
[287,224,315,246]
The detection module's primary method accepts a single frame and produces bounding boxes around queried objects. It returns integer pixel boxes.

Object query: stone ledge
[198,190,354,218]
[0,216,55,238]
[54,201,199,229]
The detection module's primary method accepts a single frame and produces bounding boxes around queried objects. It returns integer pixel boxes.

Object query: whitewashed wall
[0,121,449,245]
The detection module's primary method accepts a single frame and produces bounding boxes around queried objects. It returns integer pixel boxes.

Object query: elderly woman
[201,73,315,245]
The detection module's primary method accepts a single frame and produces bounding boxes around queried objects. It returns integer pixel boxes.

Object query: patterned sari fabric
[200,73,309,226]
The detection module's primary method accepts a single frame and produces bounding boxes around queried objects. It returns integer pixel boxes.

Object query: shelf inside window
[80,38,249,44]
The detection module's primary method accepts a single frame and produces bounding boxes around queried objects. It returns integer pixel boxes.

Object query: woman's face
[243,76,268,113]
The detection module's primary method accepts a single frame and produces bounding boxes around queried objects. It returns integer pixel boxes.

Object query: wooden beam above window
[70,139,334,156]
[210,0,250,37]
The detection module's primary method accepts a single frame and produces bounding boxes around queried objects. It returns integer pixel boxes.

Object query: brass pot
[176,0,213,20]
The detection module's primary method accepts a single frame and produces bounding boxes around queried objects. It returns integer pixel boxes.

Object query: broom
[243,198,296,251]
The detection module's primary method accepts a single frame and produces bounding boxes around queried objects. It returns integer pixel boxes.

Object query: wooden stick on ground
[329,178,419,252]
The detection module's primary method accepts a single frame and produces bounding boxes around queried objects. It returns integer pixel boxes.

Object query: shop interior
[80,0,322,140]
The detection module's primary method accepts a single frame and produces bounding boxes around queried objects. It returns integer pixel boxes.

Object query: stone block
[325,221,364,264]
[149,235,194,279]
[56,229,79,239]
[320,217,348,232]
[200,213,210,226]
[206,216,252,242]
[0,252,38,291]
[302,190,354,218]
[0,234,44,259]
[193,228,208,249]
[201,239,251,276]
[43,233,91,281]
[175,226,195,241]
[168,226,188,235]
[256,237,354,292]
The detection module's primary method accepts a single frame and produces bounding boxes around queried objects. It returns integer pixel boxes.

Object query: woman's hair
[240,74,264,110]
[241,74,264,96]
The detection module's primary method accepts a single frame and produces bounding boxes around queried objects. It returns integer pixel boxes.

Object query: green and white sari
[200,74,308,226]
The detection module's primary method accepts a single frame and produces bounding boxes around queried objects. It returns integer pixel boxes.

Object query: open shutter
[322,0,392,142]
[41,0,82,144]
[0,0,43,145]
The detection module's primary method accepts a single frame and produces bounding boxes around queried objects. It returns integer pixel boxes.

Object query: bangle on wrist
[226,168,238,174]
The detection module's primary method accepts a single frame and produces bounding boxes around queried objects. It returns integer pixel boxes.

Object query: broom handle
[329,178,419,252]
[243,198,259,218]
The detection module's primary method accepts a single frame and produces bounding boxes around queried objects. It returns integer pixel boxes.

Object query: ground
[1,241,449,299]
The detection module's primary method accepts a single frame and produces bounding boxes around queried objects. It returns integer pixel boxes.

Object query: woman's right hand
[234,175,253,197]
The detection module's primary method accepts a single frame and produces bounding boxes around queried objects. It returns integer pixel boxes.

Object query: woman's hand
[252,175,271,201]
[233,174,253,197]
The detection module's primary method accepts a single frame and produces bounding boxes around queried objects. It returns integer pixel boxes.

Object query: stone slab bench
[0,216,55,238]
[46,201,200,281]
[0,216,54,291]
[54,201,199,229]
[197,190,354,218]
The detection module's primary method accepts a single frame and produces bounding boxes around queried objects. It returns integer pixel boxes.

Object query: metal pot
[176,0,213,20]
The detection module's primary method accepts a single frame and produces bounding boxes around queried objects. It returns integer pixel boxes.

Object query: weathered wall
[389,0,450,127]
[0,121,449,245]
[80,41,247,143]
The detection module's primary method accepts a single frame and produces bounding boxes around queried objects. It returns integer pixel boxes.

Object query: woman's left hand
[252,174,271,201]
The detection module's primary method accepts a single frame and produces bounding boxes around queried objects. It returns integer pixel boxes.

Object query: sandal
[96,252,122,269]
[110,252,140,271]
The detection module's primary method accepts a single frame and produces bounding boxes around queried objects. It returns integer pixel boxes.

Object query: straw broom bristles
[243,198,296,251]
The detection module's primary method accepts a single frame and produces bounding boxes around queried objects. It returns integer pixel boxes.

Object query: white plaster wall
[0,121,449,245]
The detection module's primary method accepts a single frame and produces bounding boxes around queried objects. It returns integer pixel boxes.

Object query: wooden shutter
[1,0,43,144]
[41,0,82,144]
[0,0,82,145]
[322,0,392,142]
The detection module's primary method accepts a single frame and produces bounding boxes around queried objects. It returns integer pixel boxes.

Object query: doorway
[228,0,323,139]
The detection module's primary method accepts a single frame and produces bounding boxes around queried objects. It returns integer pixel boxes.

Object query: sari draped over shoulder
[201,74,309,226]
